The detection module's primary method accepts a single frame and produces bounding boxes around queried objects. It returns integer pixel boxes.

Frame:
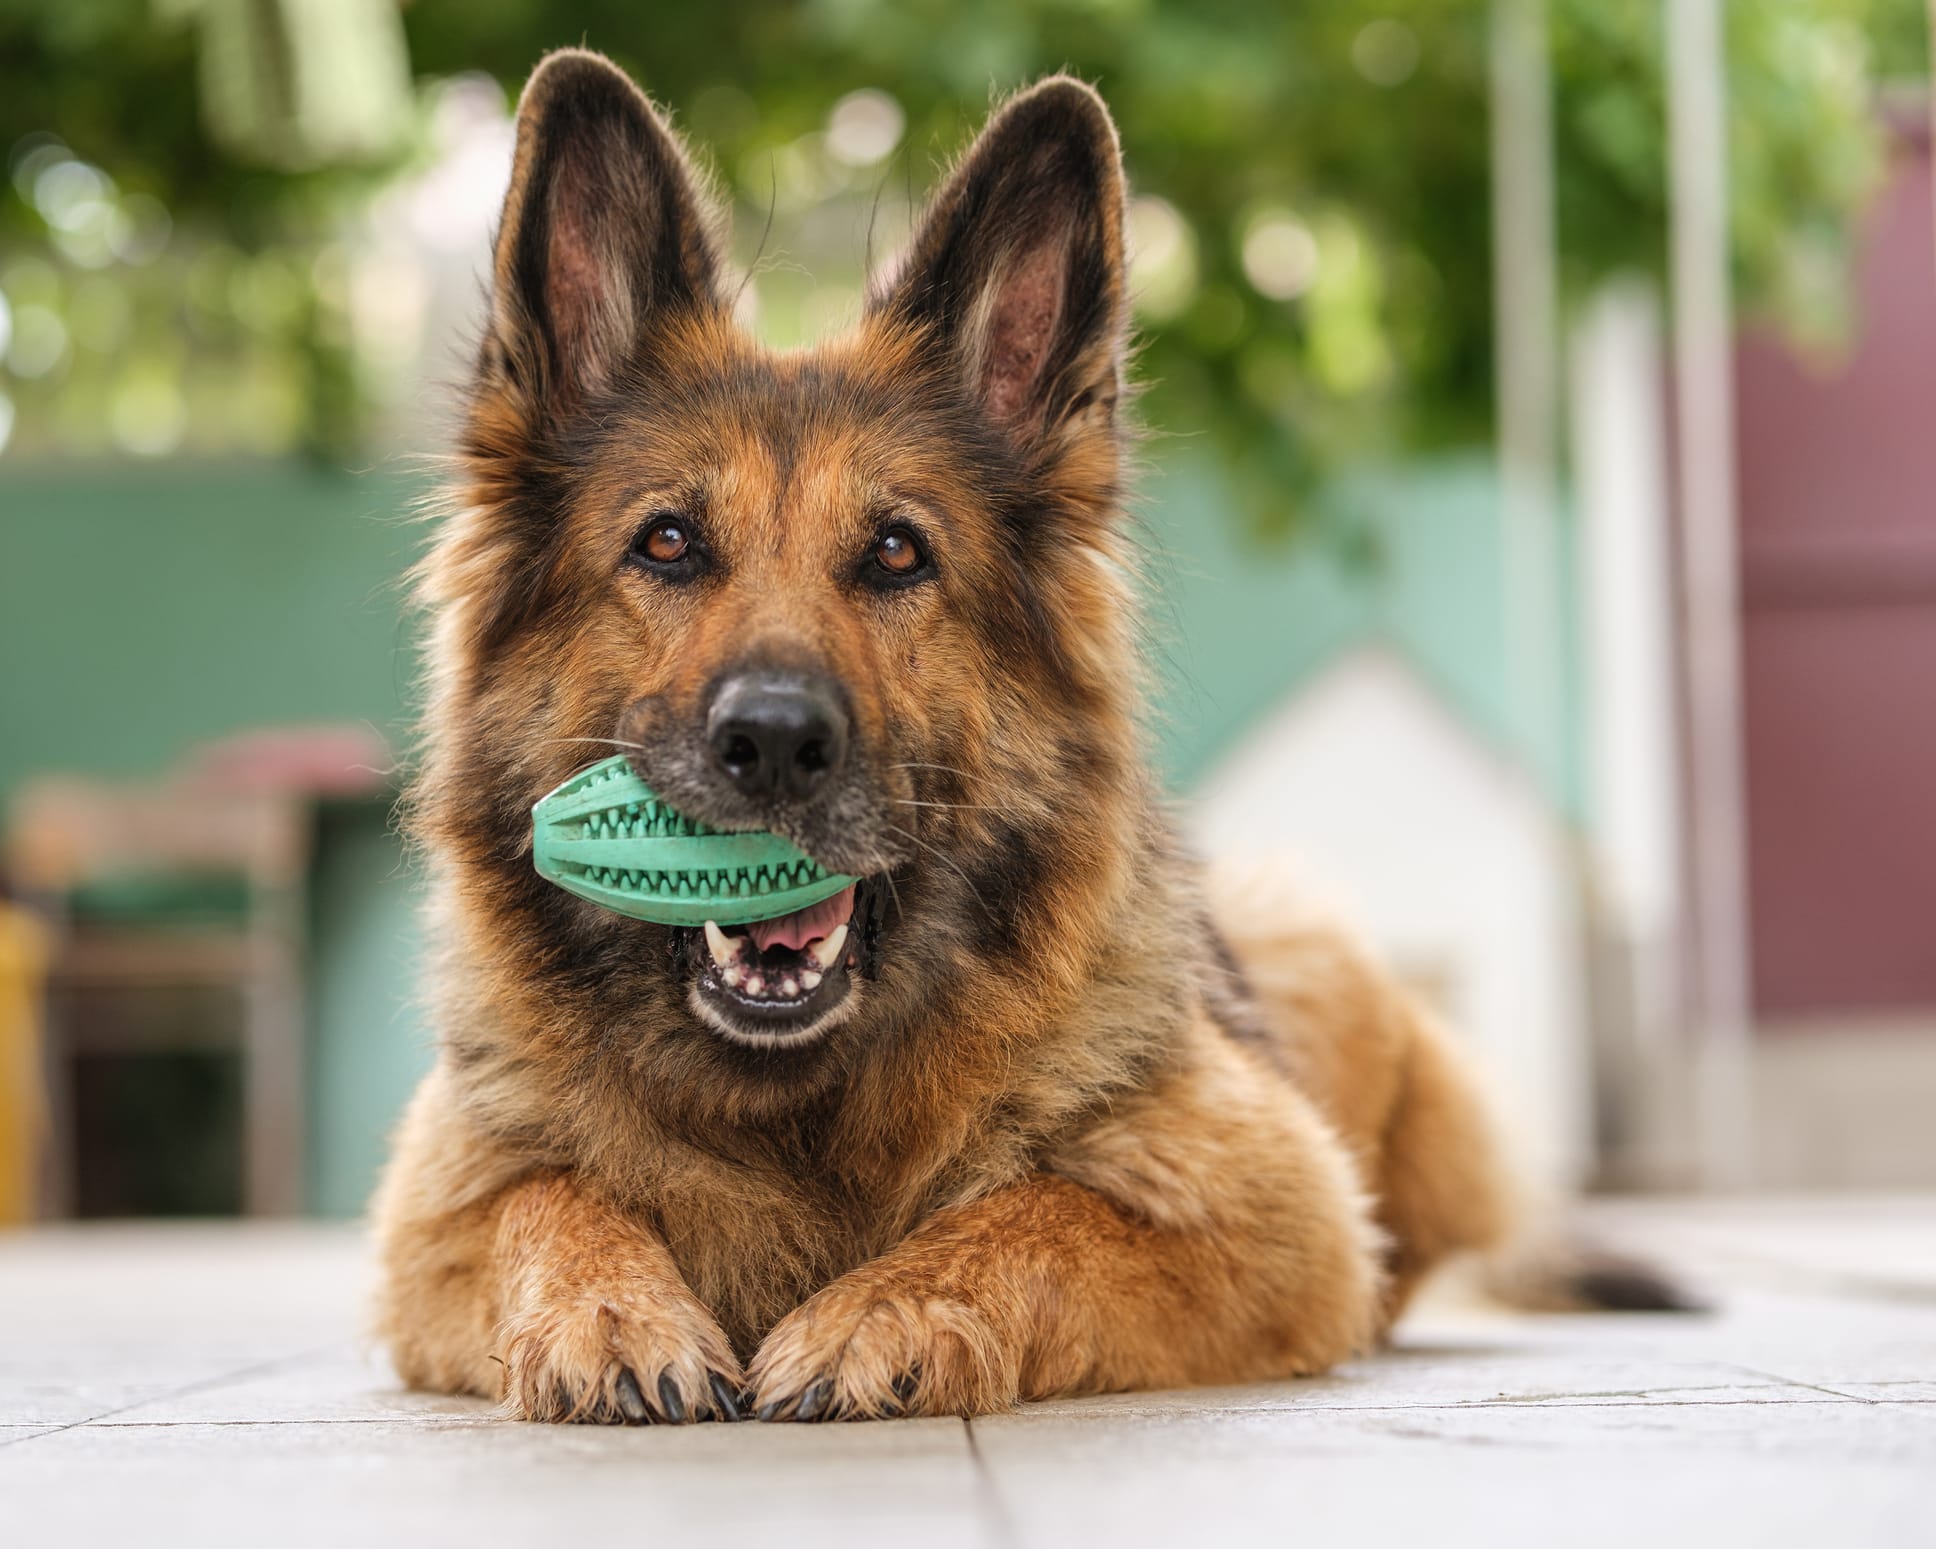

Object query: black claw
[614,1368,652,1424]
[708,1372,745,1422]
[878,1368,922,1419]
[656,1370,688,1424]
[878,1369,920,1420]
[795,1379,834,1423]
[758,1398,786,1423]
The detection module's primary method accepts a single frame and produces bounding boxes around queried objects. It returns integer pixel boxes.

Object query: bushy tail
[1482,1227,1707,1313]
[1201,860,1704,1321]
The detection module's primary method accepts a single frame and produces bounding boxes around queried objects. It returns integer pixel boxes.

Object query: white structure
[1569,281,1691,1186]
[1189,646,1593,1190]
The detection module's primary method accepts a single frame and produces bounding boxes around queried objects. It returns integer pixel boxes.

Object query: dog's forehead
[704,424,872,546]
[612,326,963,528]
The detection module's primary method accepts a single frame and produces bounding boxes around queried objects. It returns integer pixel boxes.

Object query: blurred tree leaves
[1,0,1928,533]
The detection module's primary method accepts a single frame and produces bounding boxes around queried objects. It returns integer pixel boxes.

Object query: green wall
[1140,452,1581,815]
[2,459,432,1217]
[307,800,429,1217]
[1,450,1578,1216]
[0,461,423,794]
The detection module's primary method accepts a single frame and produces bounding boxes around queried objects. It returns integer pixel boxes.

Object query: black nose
[706,670,850,802]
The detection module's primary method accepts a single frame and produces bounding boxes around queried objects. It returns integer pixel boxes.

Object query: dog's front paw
[747,1272,1019,1420]
[498,1287,746,1425]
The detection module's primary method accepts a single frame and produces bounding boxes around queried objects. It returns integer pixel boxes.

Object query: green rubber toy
[531,755,855,925]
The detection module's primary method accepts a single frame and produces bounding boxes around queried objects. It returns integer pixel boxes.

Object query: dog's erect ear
[872,76,1128,450]
[490,49,723,412]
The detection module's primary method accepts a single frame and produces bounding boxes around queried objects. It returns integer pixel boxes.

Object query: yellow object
[0,903,47,1224]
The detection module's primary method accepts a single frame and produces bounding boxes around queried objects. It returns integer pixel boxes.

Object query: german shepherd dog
[374,49,1524,1423]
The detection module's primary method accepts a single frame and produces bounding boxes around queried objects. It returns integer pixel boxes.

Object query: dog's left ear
[872,77,1128,455]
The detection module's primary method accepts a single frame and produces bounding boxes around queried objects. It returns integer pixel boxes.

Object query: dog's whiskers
[543,735,653,753]
[891,762,973,778]
[886,822,992,920]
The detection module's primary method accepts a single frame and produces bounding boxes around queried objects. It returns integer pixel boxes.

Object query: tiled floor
[3,1198,1933,1547]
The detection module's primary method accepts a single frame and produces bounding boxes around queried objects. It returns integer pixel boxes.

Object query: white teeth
[808,924,848,972]
[703,920,739,970]
[710,918,848,1003]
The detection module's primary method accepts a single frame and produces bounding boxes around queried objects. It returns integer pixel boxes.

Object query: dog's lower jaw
[675,872,891,1048]
[686,978,862,1049]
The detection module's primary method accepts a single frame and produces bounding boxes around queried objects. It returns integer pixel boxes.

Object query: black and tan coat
[374,49,1515,1423]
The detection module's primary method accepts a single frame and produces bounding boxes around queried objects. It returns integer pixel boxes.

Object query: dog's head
[422,52,1144,1081]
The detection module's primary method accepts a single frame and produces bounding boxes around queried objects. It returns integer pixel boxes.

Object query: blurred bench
[3,725,390,1219]
[6,774,309,1216]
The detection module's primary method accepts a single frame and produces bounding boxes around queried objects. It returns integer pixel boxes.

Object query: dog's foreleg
[374,1072,744,1423]
[747,1032,1384,1419]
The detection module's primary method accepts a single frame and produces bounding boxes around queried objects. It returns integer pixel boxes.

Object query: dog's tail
[1479,1225,1707,1313]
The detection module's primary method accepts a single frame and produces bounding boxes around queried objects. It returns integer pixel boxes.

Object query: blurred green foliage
[0,0,1928,533]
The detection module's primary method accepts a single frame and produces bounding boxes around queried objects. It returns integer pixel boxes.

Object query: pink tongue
[745,883,856,954]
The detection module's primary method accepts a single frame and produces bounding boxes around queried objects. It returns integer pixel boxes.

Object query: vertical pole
[1492,0,1595,1187]
[1571,282,1685,1186]
[1490,0,1563,786]
[1666,0,1755,1188]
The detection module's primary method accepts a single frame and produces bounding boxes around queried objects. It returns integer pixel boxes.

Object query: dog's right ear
[488,49,723,415]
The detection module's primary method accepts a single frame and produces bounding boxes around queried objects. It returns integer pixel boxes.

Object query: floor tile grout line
[1468,1381,1824,1406]
[0,1345,337,1450]
[994,1393,1936,1423]
[84,1415,501,1430]
[4,1390,1930,1445]
[963,1417,1023,1549]
[62,1392,1936,1430]
[1724,1362,1878,1405]
[13,1383,1929,1439]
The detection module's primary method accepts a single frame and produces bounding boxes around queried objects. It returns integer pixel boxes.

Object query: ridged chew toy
[532,755,856,926]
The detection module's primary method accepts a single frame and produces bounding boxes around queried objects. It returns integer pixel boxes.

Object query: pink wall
[1736,116,1936,1018]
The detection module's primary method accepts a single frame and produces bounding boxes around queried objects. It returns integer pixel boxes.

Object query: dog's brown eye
[873,527,922,575]
[633,517,689,566]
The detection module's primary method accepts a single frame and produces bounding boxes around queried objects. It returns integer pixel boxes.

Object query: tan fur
[373,54,1517,1423]
[1209,877,1517,1323]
